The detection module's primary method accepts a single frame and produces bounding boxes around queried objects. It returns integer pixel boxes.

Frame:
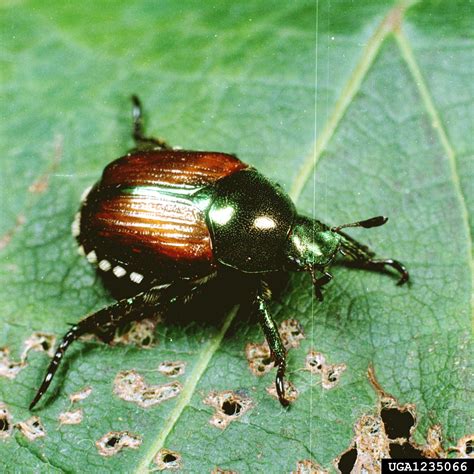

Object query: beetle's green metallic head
[285,215,341,271]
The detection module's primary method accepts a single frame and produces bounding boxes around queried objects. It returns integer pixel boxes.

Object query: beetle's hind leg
[29,292,150,409]
[130,95,171,151]
[30,280,206,409]
[253,281,289,407]
[338,231,409,285]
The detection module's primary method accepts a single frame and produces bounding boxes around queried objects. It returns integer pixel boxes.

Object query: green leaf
[1,0,472,471]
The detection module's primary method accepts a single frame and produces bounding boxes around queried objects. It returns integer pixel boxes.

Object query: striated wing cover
[77,150,248,287]
[101,150,248,189]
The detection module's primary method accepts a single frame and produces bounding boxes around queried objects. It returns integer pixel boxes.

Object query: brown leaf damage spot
[0,347,25,379]
[203,390,253,430]
[266,380,299,403]
[305,350,346,389]
[419,425,445,458]
[158,361,186,378]
[292,459,328,474]
[335,411,391,473]
[0,214,26,251]
[58,408,83,426]
[69,386,92,403]
[153,448,182,471]
[279,319,305,348]
[96,431,141,457]
[322,364,346,390]
[0,333,56,380]
[0,403,13,440]
[16,416,46,441]
[21,332,56,359]
[450,434,474,458]
[112,318,159,348]
[212,469,238,474]
[335,367,450,473]
[246,318,305,376]
[113,370,182,408]
[245,342,273,376]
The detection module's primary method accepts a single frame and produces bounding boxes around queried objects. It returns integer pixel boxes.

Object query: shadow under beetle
[30,96,409,409]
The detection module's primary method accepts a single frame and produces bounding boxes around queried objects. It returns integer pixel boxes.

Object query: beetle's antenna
[332,215,388,232]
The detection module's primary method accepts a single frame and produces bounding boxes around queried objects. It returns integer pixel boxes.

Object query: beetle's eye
[253,216,276,230]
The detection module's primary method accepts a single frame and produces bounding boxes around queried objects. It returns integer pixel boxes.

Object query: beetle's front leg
[30,280,203,409]
[311,269,333,302]
[338,231,409,285]
[252,282,289,407]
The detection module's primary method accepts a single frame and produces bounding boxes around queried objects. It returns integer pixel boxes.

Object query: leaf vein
[289,4,407,202]
[133,306,238,473]
[394,28,473,304]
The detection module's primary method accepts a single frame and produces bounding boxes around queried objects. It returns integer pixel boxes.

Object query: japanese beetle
[30,96,409,409]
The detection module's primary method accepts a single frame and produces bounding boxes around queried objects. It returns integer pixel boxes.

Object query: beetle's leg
[311,270,333,302]
[29,297,137,409]
[130,95,171,151]
[338,231,409,285]
[252,282,289,407]
[30,280,206,409]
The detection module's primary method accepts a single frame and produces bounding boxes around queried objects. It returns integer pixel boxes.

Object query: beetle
[30,96,409,409]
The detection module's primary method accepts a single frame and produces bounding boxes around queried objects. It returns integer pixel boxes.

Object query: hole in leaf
[0,418,9,431]
[381,407,415,440]
[21,332,56,359]
[163,453,177,463]
[327,369,337,382]
[204,390,253,429]
[40,340,50,351]
[0,404,13,439]
[389,442,425,458]
[308,359,322,370]
[96,431,142,457]
[222,400,242,416]
[15,416,46,441]
[153,448,182,470]
[338,448,357,474]
[158,361,186,378]
[106,437,119,447]
[466,440,473,455]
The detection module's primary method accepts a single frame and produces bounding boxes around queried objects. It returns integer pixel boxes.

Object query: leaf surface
[0,1,472,472]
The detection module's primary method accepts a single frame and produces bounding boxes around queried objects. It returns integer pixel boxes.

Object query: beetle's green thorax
[285,215,341,270]
[204,169,296,273]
